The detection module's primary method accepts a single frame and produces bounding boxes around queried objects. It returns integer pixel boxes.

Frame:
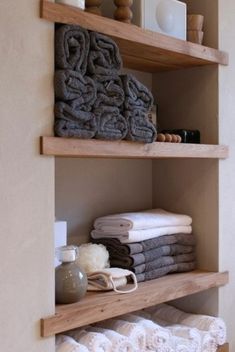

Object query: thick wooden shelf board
[217,344,229,352]
[40,0,228,72]
[40,137,229,160]
[41,270,228,337]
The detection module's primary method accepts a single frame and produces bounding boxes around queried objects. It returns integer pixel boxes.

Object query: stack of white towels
[56,303,226,352]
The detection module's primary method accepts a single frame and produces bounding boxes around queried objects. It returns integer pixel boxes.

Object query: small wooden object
[187,30,204,45]
[85,0,102,16]
[157,133,182,143]
[114,0,133,24]
[187,14,204,31]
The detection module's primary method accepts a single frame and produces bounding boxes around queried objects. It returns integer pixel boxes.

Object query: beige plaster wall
[218,0,235,349]
[0,1,55,351]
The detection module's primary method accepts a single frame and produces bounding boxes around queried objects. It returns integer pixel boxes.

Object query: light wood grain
[40,0,228,72]
[217,344,229,352]
[40,137,229,159]
[41,270,228,337]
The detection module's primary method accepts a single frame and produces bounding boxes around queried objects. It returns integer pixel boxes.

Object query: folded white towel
[149,303,226,345]
[88,326,135,352]
[120,314,173,351]
[94,209,192,232]
[67,329,112,352]
[91,225,192,244]
[56,335,89,352]
[171,335,192,352]
[97,319,146,351]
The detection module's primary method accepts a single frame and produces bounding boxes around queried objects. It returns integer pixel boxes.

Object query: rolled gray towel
[54,70,97,110]
[55,24,89,74]
[54,102,97,138]
[94,106,128,141]
[121,74,153,112]
[125,110,157,143]
[93,75,125,108]
[87,32,122,75]
[136,262,196,282]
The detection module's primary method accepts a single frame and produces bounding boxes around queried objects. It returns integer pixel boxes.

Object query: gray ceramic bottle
[55,245,88,304]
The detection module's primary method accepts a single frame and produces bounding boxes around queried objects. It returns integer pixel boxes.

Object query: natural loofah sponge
[76,243,110,273]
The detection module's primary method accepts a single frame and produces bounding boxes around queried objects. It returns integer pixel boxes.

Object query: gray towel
[121,74,153,112]
[54,102,97,138]
[110,244,195,267]
[93,75,125,108]
[91,234,196,256]
[130,253,196,275]
[54,70,96,109]
[87,32,122,75]
[94,106,128,140]
[125,110,157,143]
[136,262,196,282]
[55,25,89,74]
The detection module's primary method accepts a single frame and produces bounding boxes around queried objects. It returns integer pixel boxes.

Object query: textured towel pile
[91,208,196,282]
[147,303,226,351]
[54,24,156,142]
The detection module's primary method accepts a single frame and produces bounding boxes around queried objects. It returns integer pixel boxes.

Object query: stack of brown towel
[91,209,196,283]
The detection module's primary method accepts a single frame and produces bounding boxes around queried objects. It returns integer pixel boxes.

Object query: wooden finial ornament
[114,0,133,24]
[85,0,103,16]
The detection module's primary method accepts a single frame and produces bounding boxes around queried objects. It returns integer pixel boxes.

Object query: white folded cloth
[87,326,135,352]
[148,303,226,345]
[56,335,89,352]
[97,318,146,351]
[67,329,112,352]
[91,225,192,243]
[120,313,173,351]
[94,209,192,232]
[171,335,192,352]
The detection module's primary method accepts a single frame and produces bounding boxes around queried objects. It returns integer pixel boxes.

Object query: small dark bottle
[55,245,88,304]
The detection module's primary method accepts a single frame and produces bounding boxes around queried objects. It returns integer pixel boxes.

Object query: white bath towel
[67,329,112,352]
[56,335,89,352]
[120,313,173,351]
[149,303,226,345]
[88,326,135,352]
[171,335,193,352]
[94,209,192,232]
[91,225,192,243]
[97,318,146,351]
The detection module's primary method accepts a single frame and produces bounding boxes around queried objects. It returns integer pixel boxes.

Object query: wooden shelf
[41,270,228,337]
[40,137,229,160]
[40,0,228,72]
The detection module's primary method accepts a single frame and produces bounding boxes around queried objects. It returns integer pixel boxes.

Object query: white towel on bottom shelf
[56,335,89,352]
[87,326,135,352]
[67,329,112,352]
[148,303,226,345]
[91,225,192,244]
[120,314,173,352]
[97,319,146,351]
[94,209,192,232]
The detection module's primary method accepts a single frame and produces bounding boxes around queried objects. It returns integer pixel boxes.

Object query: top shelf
[40,0,228,73]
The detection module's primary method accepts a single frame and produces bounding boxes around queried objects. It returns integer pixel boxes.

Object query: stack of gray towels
[54,24,156,143]
[91,209,196,283]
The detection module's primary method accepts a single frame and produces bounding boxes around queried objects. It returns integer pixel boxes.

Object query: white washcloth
[91,225,192,244]
[56,335,89,352]
[67,329,112,352]
[152,317,201,352]
[149,303,226,345]
[98,319,146,351]
[121,314,173,351]
[88,326,135,352]
[94,209,192,232]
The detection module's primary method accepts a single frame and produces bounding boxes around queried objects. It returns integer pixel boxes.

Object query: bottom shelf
[217,344,229,352]
[41,270,228,337]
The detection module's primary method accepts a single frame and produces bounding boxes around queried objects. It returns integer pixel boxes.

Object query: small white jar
[55,0,85,10]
